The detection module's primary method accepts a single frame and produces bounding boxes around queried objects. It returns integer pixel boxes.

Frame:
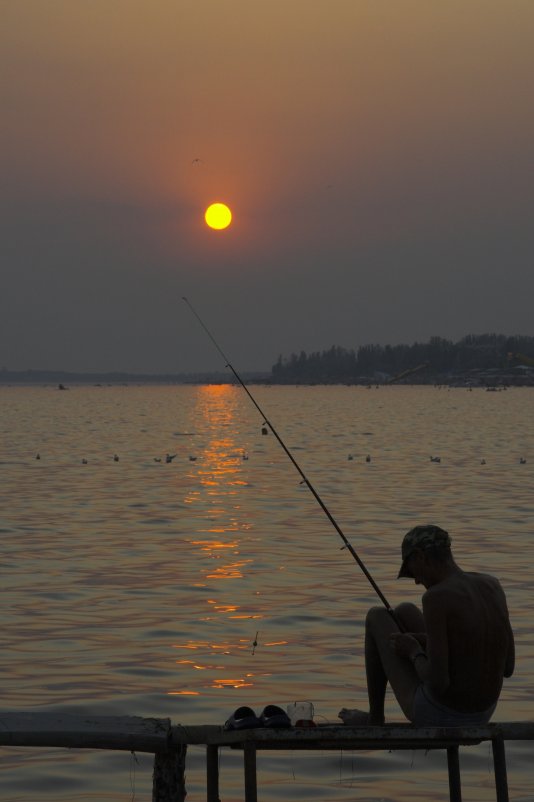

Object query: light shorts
[412,684,497,727]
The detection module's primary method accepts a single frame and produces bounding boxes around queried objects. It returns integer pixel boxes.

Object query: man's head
[397,525,452,579]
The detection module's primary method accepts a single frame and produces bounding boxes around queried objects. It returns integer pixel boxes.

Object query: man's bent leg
[365,608,388,724]
[339,603,424,725]
[365,604,422,721]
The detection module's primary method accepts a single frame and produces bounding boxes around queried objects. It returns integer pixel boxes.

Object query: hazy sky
[2,1,534,374]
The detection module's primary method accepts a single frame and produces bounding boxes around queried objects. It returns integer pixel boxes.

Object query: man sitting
[340,525,515,726]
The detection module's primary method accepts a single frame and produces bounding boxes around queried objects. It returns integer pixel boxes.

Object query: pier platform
[0,712,533,801]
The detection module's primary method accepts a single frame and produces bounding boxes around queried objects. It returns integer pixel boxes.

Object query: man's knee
[366,603,422,635]
[395,602,420,617]
[395,602,424,631]
[366,605,392,630]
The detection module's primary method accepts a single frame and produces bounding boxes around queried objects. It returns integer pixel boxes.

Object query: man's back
[423,570,514,712]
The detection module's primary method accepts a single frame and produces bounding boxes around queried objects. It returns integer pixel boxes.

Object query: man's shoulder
[423,570,504,606]
[463,570,504,591]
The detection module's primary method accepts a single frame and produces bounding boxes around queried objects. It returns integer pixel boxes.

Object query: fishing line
[183,296,401,627]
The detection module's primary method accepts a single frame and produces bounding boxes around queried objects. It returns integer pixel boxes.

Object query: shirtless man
[339,525,515,726]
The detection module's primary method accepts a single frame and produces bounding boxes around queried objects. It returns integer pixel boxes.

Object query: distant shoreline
[0,369,266,386]
[4,334,534,387]
[1,370,533,388]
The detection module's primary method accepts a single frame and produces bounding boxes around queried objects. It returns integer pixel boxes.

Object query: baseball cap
[397,525,451,578]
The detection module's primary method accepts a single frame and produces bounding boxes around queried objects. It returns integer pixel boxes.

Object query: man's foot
[338,708,384,726]
[338,708,369,725]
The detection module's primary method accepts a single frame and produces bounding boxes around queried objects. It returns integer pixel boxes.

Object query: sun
[204,202,232,230]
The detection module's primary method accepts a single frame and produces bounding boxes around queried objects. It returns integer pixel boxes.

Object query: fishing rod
[183,296,401,627]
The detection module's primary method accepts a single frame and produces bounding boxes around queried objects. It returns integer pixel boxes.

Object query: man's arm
[391,591,449,691]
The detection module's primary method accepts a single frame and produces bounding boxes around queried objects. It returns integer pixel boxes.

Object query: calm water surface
[1,384,533,801]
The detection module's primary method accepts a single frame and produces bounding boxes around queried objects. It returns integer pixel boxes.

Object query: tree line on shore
[3,334,534,386]
[270,334,534,384]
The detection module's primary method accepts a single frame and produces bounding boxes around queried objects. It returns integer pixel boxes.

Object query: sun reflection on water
[174,385,262,700]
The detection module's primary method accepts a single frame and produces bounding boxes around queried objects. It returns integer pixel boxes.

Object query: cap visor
[397,560,413,579]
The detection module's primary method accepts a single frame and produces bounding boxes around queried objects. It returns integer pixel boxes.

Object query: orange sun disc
[205,203,232,230]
